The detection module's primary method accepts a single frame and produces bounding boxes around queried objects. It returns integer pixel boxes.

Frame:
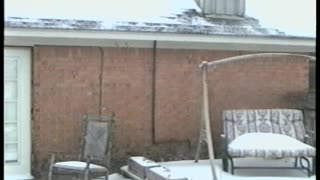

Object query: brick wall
[33,47,103,172]
[100,47,154,156]
[32,46,311,175]
[154,49,241,144]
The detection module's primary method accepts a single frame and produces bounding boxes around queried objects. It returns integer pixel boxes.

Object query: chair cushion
[53,161,107,173]
[228,133,315,158]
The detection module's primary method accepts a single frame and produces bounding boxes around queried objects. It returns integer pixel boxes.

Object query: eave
[4,27,315,52]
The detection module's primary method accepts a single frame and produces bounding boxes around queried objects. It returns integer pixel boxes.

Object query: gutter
[4,27,316,52]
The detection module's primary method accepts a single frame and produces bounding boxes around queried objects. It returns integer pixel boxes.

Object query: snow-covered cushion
[228,133,315,158]
[53,161,107,172]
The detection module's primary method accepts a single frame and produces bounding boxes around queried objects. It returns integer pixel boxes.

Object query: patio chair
[48,113,115,180]
[221,109,316,176]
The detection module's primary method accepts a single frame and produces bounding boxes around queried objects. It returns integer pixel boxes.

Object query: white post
[201,61,216,179]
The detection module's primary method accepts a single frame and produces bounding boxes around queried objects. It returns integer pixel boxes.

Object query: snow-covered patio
[102,158,315,180]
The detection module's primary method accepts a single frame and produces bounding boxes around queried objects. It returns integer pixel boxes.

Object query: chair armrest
[304,132,315,146]
[220,134,227,141]
[306,129,315,136]
[85,155,109,168]
[220,134,228,152]
[49,151,81,161]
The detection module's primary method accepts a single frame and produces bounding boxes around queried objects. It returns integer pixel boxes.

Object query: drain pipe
[150,41,192,147]
[151,40,157,144]
[98,47,105,115]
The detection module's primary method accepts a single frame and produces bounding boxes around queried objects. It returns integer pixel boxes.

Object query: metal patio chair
[221,109,316,176]
[48,113,115,180]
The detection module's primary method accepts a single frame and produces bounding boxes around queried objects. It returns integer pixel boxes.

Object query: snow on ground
[120,158,315,180]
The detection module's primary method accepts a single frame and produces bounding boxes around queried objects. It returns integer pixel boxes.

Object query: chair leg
[221,134,229,172]
[194,136,202,163]
[226,153,234,175]
[230,158,234,175]
[48,154,55,180]
[222,157,228,172]
[312,157,317,174]
[299,157,311,177]
[104,169,109,180]
[84,168,90,180]
[312,157,316,175]
[195,121,205,163]
[294,157,298,167]
[48,167,53,180]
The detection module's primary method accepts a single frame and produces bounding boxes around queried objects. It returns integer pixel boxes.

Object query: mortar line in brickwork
[151,40,157,144]
[99,47,105,115]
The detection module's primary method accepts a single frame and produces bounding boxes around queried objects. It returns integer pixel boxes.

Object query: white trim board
[5,28,315,52]
[4,47,33,180]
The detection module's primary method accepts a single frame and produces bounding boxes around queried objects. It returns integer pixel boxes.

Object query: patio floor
[38,157,315,180]
[118,158,315,180]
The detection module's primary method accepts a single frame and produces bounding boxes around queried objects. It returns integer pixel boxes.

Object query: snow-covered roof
[4,0,315,38]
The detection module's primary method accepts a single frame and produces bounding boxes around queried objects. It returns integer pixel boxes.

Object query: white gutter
[4,27,315,52]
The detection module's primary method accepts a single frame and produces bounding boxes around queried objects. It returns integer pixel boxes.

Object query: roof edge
[4,27,315,52]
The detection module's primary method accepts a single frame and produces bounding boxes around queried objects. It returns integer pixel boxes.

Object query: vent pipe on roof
[195,0,245,18]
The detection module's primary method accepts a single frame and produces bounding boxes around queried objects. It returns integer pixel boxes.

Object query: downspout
[151,41,157,144]
[98,47,105,115]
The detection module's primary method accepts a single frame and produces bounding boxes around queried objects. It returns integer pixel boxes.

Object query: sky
[5,0,316,37]
[246,0,316,37]
[4,0,196,21]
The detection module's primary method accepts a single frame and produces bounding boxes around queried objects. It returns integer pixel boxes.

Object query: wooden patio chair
[48,113,115,180]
